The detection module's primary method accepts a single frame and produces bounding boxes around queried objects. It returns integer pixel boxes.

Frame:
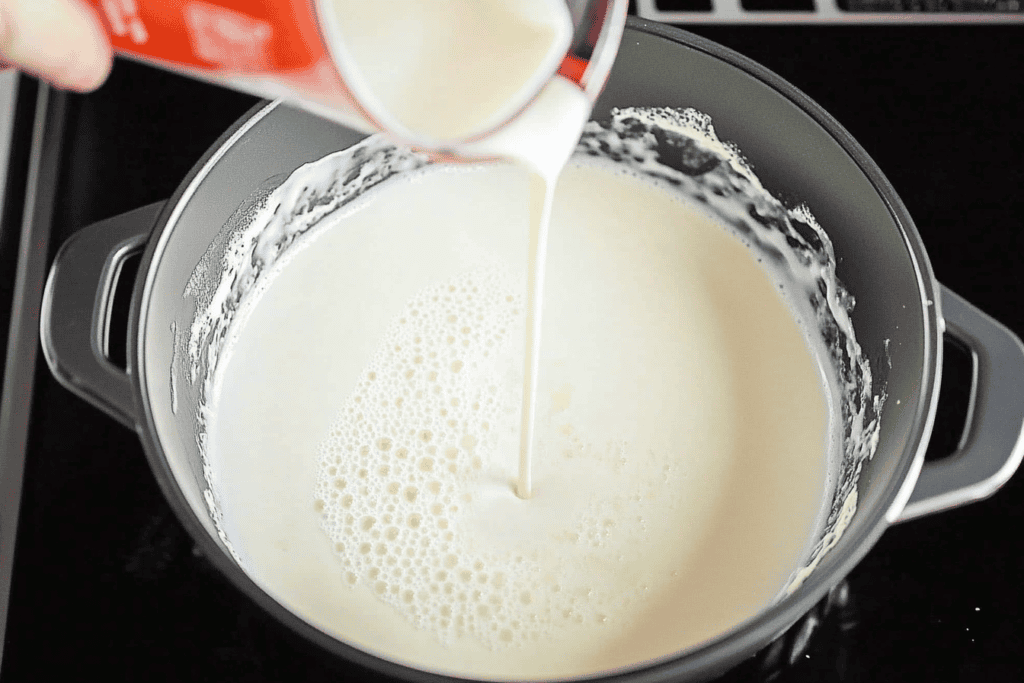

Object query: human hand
[0,0,112,92]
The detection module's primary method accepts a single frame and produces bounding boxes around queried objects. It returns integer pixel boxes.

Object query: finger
[0,0,113,92]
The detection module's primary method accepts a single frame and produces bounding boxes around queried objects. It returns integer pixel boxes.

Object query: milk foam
[313,266,531,645]
[312,265,662,648]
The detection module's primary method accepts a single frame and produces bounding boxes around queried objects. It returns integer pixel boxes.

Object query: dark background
[2,20,1023,683]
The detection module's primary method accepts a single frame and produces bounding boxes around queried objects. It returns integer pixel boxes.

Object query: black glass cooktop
[2,22,1022,683]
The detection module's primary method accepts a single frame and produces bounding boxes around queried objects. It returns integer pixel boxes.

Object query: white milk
[327,0,575,144]
[460,78,593,498]
[326,0,597,498]
[205,159,830,680]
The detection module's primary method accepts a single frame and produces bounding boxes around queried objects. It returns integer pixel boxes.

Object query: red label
[86,0,326,73]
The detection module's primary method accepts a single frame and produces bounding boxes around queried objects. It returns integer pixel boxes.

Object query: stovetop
[1,19,1022,683]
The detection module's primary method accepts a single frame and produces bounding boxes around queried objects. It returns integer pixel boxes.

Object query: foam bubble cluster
[316,265,528,645]
[312,266,654,647]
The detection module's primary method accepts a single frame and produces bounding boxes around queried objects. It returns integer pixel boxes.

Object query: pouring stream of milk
[462,78,594,498]
[338,0,596,499]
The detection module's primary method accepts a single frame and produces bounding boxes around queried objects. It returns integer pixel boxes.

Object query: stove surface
[1,22,1022,683]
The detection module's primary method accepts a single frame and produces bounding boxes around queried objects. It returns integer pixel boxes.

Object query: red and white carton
[86,0,374,132]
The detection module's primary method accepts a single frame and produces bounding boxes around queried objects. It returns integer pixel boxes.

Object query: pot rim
[127,18,942,683]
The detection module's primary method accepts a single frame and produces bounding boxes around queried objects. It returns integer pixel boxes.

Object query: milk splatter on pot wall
[183,141,430,558]
[574,108,884,591]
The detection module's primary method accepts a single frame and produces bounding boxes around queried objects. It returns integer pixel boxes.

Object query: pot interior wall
[137,22,934,644]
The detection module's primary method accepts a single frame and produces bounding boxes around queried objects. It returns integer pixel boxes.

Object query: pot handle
[40,202,166,430]
[897,285,1024,522]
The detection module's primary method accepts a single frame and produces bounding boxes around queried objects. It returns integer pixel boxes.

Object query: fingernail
[55,54,112,93]
[71,72,104,93]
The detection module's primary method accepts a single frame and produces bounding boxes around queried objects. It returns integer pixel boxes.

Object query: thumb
[0,0,113,92]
